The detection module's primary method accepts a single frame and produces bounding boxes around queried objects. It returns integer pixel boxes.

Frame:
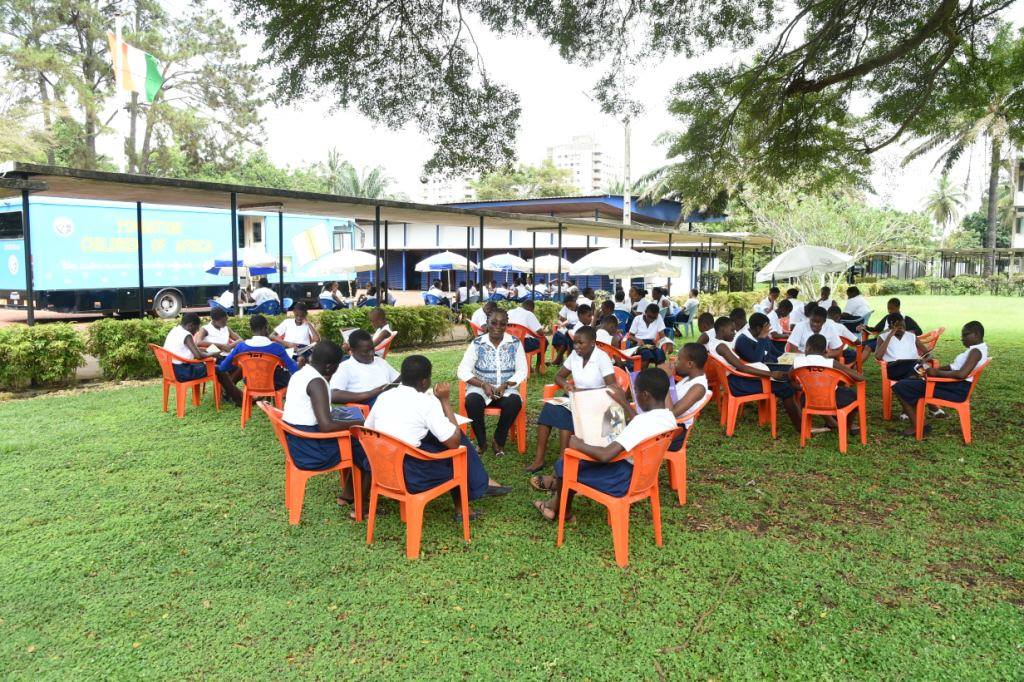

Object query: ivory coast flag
[107,32,164,102]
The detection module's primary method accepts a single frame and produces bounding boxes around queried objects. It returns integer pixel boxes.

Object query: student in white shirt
[493,282,510,298]
[369,307,394,355]
[767,298,792,339]
[786,288,806,326]
[680,289,700,325]
[457,308,528,457]
[357,354,511,518]
[695,312,717,349]
[840,285,872,330]
[528,326,620,475]
[514,278,529,300]
[789,333,865,435]
[613,289,632,314]
[629,286,652,315]
[318,281,346,309]
[456,280,470,306]
[194,307,241,357]
[786,306,845,358]
[756,287,780,314]
[214,285,236,310]
[576,287,593,307]
[507,299,545,353]
[874,313,928,381]
[427,280,451,307]
[595,315,623,349]
[551,295,580,365]
[532,368,678,523]
[271,301,320,355]
[250,279,281,306]
[162,313,207,381]
[670,343,711,451]
[817,286,836,311]
[627,303,669,368]
[470,301,496,332]
[329,330,399,409]
[893,321,988,436]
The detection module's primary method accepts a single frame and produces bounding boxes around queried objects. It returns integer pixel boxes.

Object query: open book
[570,388,627,446]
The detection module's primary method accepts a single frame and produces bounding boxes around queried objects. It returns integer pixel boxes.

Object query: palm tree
[322,148,407,200]
[922,174,967,235]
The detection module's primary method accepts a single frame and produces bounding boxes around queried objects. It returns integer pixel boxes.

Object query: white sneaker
[899,413,909,421]
[929,408,947,418]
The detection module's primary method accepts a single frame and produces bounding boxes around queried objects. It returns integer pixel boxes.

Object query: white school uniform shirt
[372,324,393,355]
[817,297,836,310]
[632,297,653,314]
[595,328,614,345]
[788,321,844,352]
[843,295,871,318]
[576,295,592,307]
[793,354,834,369]
[614,409,678,460]
[674,375,709,428]
[274,318,313,346]
[215,290,235,308]
[558,305,580,328]
[756,296,775,314]
[507,306,543,334]
[427,286,447,299]
[659,295,680,314]
[950,343,988,381]
[702,327,718,354]
[329,356,399,394]
[564,349,615,390]
[457,332,528,399]
[470,307,488,329]
[163,325,195,364]
[788,302,807,326]
[824,319,855,344]
[201,322,230,346]
[515,284,529,299]
[629,315,668,346]
[879,330,920,362]
[251,287,280,305]
[365,384,457,446]
[708,338,735,365]
[494,285,509,296]
[282,364,326,427]
[457,285,469,301]
[613,301,632,313]
[766,311,784,335]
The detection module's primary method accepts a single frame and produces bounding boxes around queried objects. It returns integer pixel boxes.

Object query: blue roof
[444,195,726,226]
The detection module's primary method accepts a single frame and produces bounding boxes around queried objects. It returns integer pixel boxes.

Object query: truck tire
[153,289,183,319]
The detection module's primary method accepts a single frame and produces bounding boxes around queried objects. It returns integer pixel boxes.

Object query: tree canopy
[470,160,576,200]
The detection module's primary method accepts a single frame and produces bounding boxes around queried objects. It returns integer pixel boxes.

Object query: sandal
[336,495,354,508]
[529,475,557,492]
[532,499,573,523]
[523,463,545,475]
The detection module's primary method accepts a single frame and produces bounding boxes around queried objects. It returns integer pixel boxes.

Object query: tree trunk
[36,75,55,165]
[126,92,139,173]
[985,137,1001,276]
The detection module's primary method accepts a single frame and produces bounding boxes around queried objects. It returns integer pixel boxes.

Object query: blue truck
[0,197,360,317]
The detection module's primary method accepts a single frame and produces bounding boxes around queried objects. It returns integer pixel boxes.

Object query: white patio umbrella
[305,249,381,277]
[482,253,530,272]
[570,247,678,278]
[530,254,574,273]
[755,245,855,282]
[413,251,479,272]
[204,246,280,276]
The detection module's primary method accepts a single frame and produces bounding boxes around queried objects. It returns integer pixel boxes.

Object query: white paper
[570,389,627,446]
[454,414,473,426]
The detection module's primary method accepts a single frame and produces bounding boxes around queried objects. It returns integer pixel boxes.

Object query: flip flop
[523,463,546,475]
[336,495,354,508]
[453,509,482,522]
[529,475,557,492]
[532,499,573,524]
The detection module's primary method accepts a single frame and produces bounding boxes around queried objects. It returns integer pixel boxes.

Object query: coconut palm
[923,174,967,234]
[322,148,407,200]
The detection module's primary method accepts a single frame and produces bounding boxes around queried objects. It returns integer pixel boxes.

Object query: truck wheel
[153,290,183,319]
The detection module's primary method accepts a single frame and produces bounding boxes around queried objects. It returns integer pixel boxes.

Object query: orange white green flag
[106,32,164,103]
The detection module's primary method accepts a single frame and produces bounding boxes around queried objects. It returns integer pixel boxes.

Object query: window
[251,220,262,244]
[236,216,245,248]
[0,211,23,239]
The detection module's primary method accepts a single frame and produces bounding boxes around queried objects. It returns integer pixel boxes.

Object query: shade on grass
[0,296,1021,677]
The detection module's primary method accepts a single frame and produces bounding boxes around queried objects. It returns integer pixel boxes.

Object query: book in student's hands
[570,388,627,446]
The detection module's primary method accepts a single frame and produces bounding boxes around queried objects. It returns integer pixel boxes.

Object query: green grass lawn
[1,295,1022,678]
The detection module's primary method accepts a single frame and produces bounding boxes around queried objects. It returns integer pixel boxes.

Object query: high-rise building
[546,134,623,195]
[419,175,476,204]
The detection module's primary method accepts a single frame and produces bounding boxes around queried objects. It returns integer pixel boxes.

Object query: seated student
[427,280,450,307]
[271,301,321,356]
[596,314,624,349]
[613,289,632,314]
[863,297,923,349]
[457,308,527,457]
[892,321,987,436]
[767,298,793,349]
[680,289,700,325]
[729,307,748,337]
[213,284,237,311]
[551,294,580,365]
[734,312,783,364]
[825,305,859,364]
[251,278,281,306]
[840,286,871,331]
[282,340,365,473]
[627,303,671,368]
[514,278,530,300]
[369,307,393,355]
[216,314,299,407]
[318,281,347,309]
[817,286,836,311]
[790,333,865,434]
[528,326,619,475]
[493,280,510,298]
[194,307,241,357]
[329,329,399,409]
[786,288,806,326]
[695,312,717,349]
[577,287,594,307]
[669,343,710,451]
[357,354,511,519]
[162,313,208,381]
[485,280,496,299]
[709,317,802,430]
[787,305,846,359]
[598,298,616,324]
[756,286,780,314]
[874,312,929,383]
[507,299,544,352]
[456,280,470,307]
[532,368,677,522]
[356,284,378,307]
[470,300,496,332]
[629,287,653,315]
[575,303,595,332]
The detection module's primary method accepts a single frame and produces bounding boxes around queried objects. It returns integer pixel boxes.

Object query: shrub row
[0,323,86,391]
[460,301,561,329]
[864,275,1020,297]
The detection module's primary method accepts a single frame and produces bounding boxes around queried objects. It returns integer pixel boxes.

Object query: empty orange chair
[235,351,288,428]
[259,402,363,525]
[506,322,547,374]
[663,393,713,505]
[149,343,220,418]
[456,380,528,454]
[351,426,471,559]
[914,360,990,444]
[790,366,866,453]
[375,332,397,359]
[596,340,642,372]
[715,359,777,438]
[558,429,682,567]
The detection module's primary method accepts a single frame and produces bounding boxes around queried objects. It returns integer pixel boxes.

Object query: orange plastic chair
[663,393,713,506]
[917,327,945,352]
[542,366,630,402]
[558,428,682,567]
[374,332,397,359]
[878,356,936,421]
[790,366,867,453]
[351,426,470,559]
[914,360,990,443]
[149,344,220,418]
[713,358,777,437]
[344,402,371,418]
[235,352,288,428]
[506,322,547,374]
[259,402,363,525]
[702,356,726,419]
[780,318,791,333]
[468,321,486,336]
[457,380,528,454]
[596,340,642,372]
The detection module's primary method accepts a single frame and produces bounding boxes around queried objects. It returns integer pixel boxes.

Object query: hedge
[315,306,451,348]
[689,291,762,317]
[0,323,86,391]
[86,317,178,380]
[863,275,1019,297]
[460,301,561,329]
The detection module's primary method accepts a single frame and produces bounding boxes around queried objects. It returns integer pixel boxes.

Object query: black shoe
[483,484,512,497]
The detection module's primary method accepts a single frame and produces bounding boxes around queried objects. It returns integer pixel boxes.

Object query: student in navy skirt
[892,321,987,437]
[533,369,677,522]
[329,330,399,410]
[863,298,924,350]
[551,294,580,365]
[627,303,669,368]
[735,313,783,364]
[669,343,712,451]
[162,313,209,382]
[789,334,865,435]
[874,313,929,381]
[357,355,511,519]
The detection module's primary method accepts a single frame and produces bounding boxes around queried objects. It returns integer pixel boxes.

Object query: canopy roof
[0,163,771,247]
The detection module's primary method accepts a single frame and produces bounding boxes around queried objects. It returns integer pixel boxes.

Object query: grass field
[1,295,1022,678]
